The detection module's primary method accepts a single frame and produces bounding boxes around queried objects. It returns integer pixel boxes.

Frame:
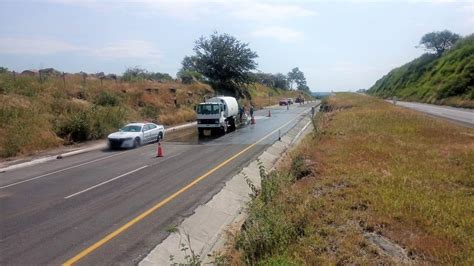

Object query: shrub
[236,162,309,264]
[0,98,60,157]
[57,110,91,142]
[94,90,121,106]
[140,105,160,121]
[89,106,127,139]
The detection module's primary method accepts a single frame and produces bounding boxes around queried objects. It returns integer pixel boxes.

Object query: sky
[0,0,472,92]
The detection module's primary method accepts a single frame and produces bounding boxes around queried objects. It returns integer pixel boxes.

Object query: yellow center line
[63,110,307,266]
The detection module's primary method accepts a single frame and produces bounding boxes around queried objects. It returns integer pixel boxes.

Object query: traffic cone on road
[268,110,271,117]
[156,142,164,157]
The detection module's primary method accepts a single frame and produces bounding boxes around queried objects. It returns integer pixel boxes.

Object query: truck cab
[196,96,238,136]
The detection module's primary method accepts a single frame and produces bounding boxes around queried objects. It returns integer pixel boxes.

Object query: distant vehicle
[107,122,165,149]
[279,99,289,106]
[196,96,239,136]
[287,98,294,104]
[295,97,305,104]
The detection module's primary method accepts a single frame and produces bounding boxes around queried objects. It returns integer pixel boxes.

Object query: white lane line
[64,107,311,199]
[0,151,128,190]
[65,165,149,199]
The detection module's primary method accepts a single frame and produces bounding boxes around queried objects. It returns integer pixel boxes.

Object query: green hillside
[368,34,474,108]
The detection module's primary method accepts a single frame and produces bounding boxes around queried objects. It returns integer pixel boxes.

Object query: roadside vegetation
[0,32,312,158]
[0,70,307,158]
[368,31,473,108]
[230,93,473,264]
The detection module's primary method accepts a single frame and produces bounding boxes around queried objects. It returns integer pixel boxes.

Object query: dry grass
[232,93,473,264]
[0,73,301,158]
[0,73,213,157]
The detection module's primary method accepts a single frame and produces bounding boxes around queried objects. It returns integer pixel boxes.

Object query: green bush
[94,90,121,106]
[57,110,91,142]
[0,102,59,157]
[89,106,127,139]
[237,162,309,264]
[0,74,41,97]
[55,105,127,143]
[140,105,160,120]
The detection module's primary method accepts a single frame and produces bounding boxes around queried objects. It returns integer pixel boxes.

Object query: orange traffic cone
[251,116,256,124]
[156,142,164,157]
[268,110,271,117]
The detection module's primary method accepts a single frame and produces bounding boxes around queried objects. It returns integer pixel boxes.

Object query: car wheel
[157,132,163,142]
[133,137,141,148]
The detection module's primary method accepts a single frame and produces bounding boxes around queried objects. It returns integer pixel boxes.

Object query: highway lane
[0,102,317,265]
[394,101,474,127]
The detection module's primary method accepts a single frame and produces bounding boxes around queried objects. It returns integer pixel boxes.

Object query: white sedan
[107,122,165,149]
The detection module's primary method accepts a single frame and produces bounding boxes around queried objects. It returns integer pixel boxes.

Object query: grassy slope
[232,93,473,264]
[368,34,474,108]
[0,73,307,158]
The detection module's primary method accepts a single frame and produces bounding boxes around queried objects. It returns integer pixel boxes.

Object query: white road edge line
[65,165,149,199]
[0,151,128,190]
[291,119,313,144]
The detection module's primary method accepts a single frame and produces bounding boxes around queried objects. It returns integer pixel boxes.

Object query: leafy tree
[181,56,198,72]
[149,72,172,81]
[122,67,148,81]
[273,73,289,90]
[288,67,307,91]
[251,72,275,87]
[419,30,461,56]
[250,72,289,90]
[0,67,8,74]
[187,32,258,98]
[297,84,310,93]
[122,67,172,82]
[177,69,203,84]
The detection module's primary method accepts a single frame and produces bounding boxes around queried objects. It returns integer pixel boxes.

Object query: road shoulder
[139,110,315,265]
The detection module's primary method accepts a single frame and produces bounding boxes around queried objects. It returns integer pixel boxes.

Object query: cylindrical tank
[206,96,239,118]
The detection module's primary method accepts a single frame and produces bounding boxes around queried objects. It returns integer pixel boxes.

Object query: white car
[107,122,165,149]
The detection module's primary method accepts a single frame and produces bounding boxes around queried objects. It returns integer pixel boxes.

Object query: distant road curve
[394,101,474,127]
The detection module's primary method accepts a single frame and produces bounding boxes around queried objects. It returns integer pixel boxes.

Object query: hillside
[0,71,308,158]
[368,34,474,108]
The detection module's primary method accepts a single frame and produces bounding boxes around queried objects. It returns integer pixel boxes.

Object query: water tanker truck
[196,96,240,136]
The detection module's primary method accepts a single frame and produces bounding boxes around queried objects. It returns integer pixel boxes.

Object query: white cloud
[0,37,80,55]
[229,2,316,22]
[250,26,304,42]
[47,0,317,22]
[0,37,161,60]
[89,40,161,59]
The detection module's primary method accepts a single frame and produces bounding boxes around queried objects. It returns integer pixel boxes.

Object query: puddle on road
[164,121,251,145]
[163,127,201,144]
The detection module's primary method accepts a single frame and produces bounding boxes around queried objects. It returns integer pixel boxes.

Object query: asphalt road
[0,102,317,265]
[394,101,474,127]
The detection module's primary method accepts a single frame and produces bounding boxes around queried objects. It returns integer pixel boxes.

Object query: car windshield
[197,104,220,115]
[120,125,142,132]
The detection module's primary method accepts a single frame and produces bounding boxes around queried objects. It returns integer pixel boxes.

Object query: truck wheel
[221,124,228,135]
[198,128,204,137]
[228,118,236,132]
